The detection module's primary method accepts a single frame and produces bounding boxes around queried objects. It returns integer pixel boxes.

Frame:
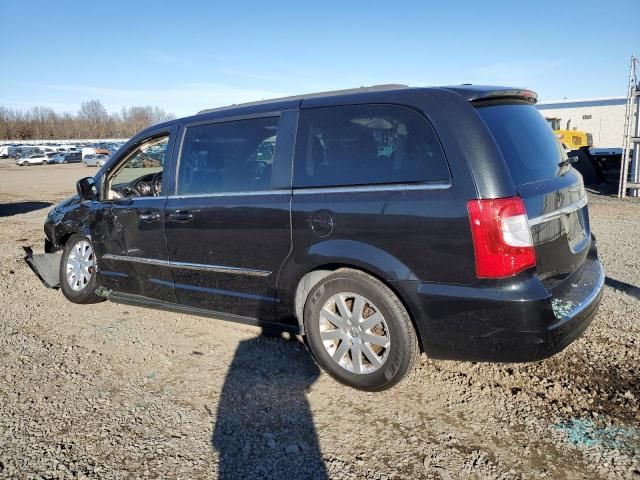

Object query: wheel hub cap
[318,292,390,375]
[66,240,94,291]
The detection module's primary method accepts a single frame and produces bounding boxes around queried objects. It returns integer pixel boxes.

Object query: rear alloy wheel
[59,234,104,304]
[303,269,419,391]
[318,292,391,374]
[41,160,47,165]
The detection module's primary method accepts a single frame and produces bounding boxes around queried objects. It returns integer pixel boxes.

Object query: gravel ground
[0,163,639,479]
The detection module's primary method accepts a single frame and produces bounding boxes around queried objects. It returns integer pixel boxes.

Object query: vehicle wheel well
[294,264,424,352]
[58,231,79,248]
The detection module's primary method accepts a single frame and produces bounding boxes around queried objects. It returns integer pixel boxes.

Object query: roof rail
[197,84,409,114]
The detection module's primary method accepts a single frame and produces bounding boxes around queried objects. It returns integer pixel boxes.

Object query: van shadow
[0,201,52,217]
[211,329,328,479]
[605,276,640,301]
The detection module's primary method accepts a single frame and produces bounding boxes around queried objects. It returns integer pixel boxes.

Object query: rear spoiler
[441,86,538,105]
[471,89,538,105]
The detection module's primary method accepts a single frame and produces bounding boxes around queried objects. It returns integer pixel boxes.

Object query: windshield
[476,104,563,185]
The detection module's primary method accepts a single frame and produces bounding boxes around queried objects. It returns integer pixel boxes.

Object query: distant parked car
[49,153,67,164]
[63,152,82,163]
[51,152,82,164]
[83,154,109,167]
[82,147,110,160]
[16,154,49,166]
[0,145,14,158]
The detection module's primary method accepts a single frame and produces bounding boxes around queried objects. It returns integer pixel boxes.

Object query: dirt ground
[0,161,638,479]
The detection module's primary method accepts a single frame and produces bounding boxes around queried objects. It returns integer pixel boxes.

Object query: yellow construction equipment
[545,117,592,150]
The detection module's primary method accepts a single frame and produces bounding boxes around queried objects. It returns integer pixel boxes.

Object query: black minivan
[42,84,604,391]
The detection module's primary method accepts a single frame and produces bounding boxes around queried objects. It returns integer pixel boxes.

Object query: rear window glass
[476,104,563,185]
[293,104,449,188]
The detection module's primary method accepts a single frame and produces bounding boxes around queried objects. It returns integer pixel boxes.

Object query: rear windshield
[476,104,562,185]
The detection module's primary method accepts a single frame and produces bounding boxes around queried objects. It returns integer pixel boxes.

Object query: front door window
[106,136,168,200]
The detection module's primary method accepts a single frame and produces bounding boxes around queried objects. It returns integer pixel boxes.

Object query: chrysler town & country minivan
[41,85,604,391]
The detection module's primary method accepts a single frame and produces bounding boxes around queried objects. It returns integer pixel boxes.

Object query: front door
[94,128,177,302]
[165,113,295,320]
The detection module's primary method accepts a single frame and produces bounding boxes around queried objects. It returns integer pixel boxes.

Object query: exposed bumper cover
[23,247,61,289]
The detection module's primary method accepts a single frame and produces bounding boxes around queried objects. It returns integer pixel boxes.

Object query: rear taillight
[467,197,536,278]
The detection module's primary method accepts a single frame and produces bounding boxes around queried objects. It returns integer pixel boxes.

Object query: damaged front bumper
[23,246,62,289]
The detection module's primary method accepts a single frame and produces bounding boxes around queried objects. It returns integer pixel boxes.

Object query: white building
[536,97,626,148]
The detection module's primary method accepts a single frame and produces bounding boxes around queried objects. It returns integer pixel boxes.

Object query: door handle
[168,210,193,222]
[139,211,160,222]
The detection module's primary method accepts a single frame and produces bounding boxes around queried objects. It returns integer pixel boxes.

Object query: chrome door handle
[168,210,193,222]
[139,211,160,222]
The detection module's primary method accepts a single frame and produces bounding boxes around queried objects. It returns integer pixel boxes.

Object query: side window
[293,104,449,188]
[177,116,278,195]
[106,136,168,199]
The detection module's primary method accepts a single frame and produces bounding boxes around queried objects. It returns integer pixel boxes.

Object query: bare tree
[0,101,175,140]
[78,100,109,138]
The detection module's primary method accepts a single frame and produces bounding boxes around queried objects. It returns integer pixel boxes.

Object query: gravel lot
[0,162,638,479]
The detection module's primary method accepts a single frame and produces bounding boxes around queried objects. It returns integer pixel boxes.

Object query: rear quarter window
[293,104,449,188]
[476,104,563,185]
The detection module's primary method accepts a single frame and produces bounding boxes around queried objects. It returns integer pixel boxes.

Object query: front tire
[303,269,419,391]
[60,234,104,304]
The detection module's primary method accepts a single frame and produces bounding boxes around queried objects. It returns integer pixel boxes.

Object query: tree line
[0,100,175,140]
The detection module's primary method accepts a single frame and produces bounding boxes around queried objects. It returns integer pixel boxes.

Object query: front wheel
[303,269,419,391]
[59,234,104,304]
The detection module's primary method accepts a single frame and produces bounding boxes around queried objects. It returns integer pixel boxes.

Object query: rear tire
[303,269,419,391]
[41,160,47,165]
[60,234,104,304]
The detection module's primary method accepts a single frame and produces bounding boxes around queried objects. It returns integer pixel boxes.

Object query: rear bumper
[394,242,604,363]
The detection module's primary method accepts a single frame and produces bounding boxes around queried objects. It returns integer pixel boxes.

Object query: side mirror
[76,177,98,200]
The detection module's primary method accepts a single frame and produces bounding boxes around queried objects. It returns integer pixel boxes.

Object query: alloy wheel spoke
[320,329,344,342]
[360,311,384,331]
[351,295,365,325]
[362,343,383,368]
[335,294,352,321]
[361,332,390,348]
[332,339,351,362]
[320,308,348,329]
[350,343,363,374]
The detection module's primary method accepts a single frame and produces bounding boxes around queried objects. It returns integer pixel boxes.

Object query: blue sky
[1,0,635,117]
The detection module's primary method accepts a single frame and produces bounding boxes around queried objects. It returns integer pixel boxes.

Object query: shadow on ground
[212,330,328,479]
[0,201,52,217]
[605,276,640,301]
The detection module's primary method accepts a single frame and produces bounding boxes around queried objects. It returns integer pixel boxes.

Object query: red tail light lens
[467,197,536,278]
